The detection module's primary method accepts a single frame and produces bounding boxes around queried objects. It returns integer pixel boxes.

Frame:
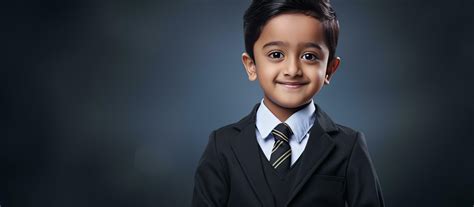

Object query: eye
[302,53,318,61]
[268,51,284,59]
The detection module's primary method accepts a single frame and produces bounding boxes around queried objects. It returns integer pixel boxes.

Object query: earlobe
[241,52,257,81]
[324,57,341,85]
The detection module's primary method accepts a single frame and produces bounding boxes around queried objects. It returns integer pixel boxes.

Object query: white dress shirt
[255,98,316,166]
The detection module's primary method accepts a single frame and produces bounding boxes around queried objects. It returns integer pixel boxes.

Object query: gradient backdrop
[2,0,473,206]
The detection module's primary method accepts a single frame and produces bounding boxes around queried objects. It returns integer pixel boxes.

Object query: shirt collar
[256,98,316,143]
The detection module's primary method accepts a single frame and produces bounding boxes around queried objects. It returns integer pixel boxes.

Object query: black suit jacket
[192,102,385,207]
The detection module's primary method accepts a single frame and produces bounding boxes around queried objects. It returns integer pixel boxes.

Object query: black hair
[243,0,339,63]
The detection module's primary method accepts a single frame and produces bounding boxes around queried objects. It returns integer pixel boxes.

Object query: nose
[284,55,302,77]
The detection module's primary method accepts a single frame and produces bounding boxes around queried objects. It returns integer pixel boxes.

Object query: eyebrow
[262,41,288,49]
[262,41,323,50]
[300,42,323,50]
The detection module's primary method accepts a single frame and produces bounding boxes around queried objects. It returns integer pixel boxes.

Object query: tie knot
[271,123,293,143]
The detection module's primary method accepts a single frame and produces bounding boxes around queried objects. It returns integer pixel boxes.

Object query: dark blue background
[2,0,473,206]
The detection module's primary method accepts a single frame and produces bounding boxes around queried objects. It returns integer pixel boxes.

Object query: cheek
[315,66,328,80]
[305,67,326,90]
[256,64,278,80]
[306,66,326,80]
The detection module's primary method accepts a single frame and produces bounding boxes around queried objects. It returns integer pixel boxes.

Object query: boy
[192,0,385,206]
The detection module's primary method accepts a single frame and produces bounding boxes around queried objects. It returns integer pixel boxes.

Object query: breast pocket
[295,174,346,206]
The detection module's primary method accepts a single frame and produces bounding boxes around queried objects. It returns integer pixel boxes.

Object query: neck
[263,97,311,122]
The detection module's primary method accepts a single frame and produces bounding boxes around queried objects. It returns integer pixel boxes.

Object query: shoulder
[214,111,251,135]
[210,103,259,140]
[314,103,362,147]
[201,117,249,158]
[330,122,367,154]
[213,122,241,138]
[334,123,360,138]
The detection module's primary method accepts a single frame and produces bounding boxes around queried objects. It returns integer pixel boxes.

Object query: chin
[275,97,310,109]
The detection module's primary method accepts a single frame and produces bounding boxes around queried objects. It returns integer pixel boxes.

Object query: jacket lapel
[285,103,339,206]
[230,103,275,207]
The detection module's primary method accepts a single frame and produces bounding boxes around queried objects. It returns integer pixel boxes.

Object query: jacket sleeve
[191,130,229,207]
[345,131,385,207]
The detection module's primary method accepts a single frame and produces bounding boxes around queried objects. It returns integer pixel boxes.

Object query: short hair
[243,0,339,63]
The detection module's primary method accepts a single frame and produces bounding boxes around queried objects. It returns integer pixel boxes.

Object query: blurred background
[1,0,473,206]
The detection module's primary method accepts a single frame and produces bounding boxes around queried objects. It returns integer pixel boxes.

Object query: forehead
[256,13,327,51]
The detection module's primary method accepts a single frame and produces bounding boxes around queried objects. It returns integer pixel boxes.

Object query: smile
[277,82,307,89]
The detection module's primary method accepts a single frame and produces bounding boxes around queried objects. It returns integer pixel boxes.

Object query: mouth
[276,81,308,89]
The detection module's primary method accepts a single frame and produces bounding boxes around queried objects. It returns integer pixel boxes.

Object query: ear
[324,56,341,85]
[241,52,257,81]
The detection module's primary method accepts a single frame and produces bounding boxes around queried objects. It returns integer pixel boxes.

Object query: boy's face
[242,13,340,109]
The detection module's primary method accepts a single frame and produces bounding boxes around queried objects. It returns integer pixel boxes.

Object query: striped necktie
[269,123,293,176]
